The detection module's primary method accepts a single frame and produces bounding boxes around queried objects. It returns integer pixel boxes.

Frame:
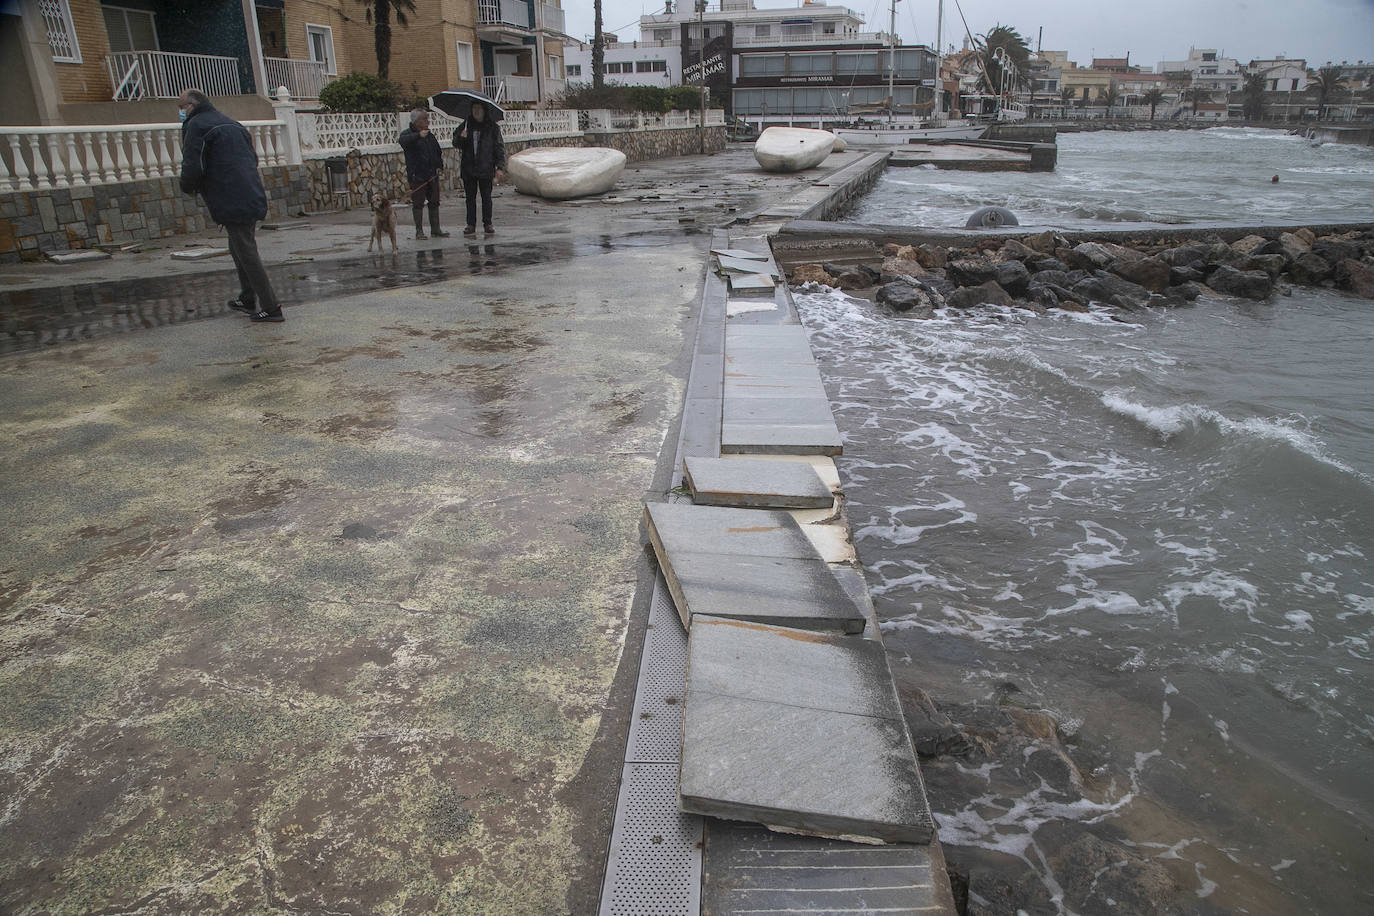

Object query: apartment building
[1156,48,1243,93]
[564,0,940,123]
[1,0,565,127]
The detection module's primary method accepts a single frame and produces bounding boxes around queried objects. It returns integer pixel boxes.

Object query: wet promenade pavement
[0,147,864,914]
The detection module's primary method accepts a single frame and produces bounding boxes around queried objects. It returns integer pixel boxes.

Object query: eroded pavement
[0,147,852,914]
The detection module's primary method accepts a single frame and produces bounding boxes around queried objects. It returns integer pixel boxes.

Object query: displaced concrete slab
[682,457,832,509]
[728,273,775,292]
[643,503,864,634]
[725,300,777,318]
[664,553,863,633]
[710,248,770,260]
[720,423,843,456]
[703,822,958,915]
[681,617,934,845]
[717,255,777,275]
[722,396,839,426]
[721,324,842,454]
[170,247,230,260]
[46,250,111,264]
[644,503,820,563]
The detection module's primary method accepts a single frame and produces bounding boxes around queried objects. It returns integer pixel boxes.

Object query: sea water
[796,129,1374,913]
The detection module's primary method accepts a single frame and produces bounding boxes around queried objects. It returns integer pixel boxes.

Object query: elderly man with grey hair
[397,108,449,240]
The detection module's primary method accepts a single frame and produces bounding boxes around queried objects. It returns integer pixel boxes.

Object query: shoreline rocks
[787,226,1374,317]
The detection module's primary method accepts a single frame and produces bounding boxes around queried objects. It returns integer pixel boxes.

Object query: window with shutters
[103,6,159,53]
[39,0,82,63]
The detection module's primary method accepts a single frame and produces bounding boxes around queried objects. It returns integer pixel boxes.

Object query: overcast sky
[564,0,1374,70]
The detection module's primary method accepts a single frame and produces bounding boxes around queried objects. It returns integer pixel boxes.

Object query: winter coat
[453,118,506,180]
[178,101,267,225]
[398,125,444,186]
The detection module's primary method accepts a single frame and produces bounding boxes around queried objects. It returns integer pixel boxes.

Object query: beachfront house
[1,0,567,127]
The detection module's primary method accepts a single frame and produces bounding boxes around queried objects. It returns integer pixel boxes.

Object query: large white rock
[753,127,837,172]
[829,132,847,153]
[507,146,627,199]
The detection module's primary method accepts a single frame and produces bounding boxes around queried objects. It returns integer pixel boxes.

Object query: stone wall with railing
[1,105,726,260]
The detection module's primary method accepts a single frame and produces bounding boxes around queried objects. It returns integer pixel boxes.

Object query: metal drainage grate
[598,576,702,916]
[629,585,689,763]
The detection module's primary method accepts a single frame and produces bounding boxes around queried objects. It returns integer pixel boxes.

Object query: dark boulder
[1169,264,1207,285]
[1238,253,1288,278]
[1338,258,1374,298]
[997,239,1039,262]
[1063,242,1116,271]
[1030,257,1068,273]
[1312,239,1363,267]
[1208,264,1274,299]
[946,257,1001,287]
[1033,269,1074,288]
[1030,280,1083,307]
[1109,255,1171,292]
[994,259,1032,295]
[1289,251,1334,285]
[876,278,944,316]
[1251,238,1290,259]
[1072,272,1154,311]
[1160,243,1213,267]
[946,280,1014,309]
[1164,281,1204,305]
[1025,285,1060,310]
[822,262,880,289]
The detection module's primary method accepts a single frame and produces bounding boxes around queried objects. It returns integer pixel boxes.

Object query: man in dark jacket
[177,88,282,323]
[398,109,449,240]
[453,102,506,237]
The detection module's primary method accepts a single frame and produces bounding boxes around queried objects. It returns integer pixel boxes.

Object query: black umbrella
[430,89,505,122]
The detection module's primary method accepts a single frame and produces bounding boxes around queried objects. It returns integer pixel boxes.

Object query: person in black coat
[398,109,448,239]
[178,88,282,322]
[452,103,506,236]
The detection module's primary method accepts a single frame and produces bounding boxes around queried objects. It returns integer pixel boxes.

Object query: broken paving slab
[46,250,111,264]
[710,247,770,261]
[681,616,935,845]
[170,247,230,260]
[643,502,864,634]
[728,273,775,293]
[717,255,778,275]
[682,456,832,509]
[703,821,957,915]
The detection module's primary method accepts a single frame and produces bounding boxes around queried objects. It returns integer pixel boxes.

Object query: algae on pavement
[0,242,699,914]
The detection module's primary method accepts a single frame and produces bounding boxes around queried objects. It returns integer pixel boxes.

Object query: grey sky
[563,0,1374,71]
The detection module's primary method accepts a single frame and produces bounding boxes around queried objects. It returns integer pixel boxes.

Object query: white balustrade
[0,121,290,192]
[264,57,332,100]
[104,50,242,100]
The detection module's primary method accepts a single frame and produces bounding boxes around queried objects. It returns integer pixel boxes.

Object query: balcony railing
[537,2,564,34]
[495,75,540,102]
[106,50,242,101]
[264,57,332,100]
[730,30,890,47]
[478,0,530,29]
[1,120,288,191]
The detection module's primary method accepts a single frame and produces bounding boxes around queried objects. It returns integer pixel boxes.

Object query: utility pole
[935,0,943,119]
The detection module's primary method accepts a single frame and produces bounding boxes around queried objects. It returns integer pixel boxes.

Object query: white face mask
[178,108,188,123]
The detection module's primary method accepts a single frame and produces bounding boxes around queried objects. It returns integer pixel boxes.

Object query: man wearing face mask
[177,88,282,322]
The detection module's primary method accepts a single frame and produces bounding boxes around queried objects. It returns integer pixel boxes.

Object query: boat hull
[507,147,628,200]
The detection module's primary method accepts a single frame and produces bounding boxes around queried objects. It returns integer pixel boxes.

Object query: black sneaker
[463,226,476,237]
[483,224,495,235]
[228,298,255,314]
[431,229,450,238]
[249,307,285,323]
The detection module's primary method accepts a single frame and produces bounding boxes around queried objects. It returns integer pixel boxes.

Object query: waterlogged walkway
[0,148,870,915]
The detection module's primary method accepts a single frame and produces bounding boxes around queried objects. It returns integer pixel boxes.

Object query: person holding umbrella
[398,109,449,240]
[452,101,506,237]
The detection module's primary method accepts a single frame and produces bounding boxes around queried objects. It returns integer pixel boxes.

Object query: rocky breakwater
[788,226,1374,318]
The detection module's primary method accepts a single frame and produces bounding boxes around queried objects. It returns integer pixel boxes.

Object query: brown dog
[368,191,398,252]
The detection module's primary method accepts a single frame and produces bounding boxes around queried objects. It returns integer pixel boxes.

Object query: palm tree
[1059,85,1074,113]
[1101,82,1120,117]
[976,24,1030,98]
[1311,66,1348,120]
[1142,87,1165,120]
[1241,70,1269,121]
[355,0,416,81]
[592,0,605,89]
[1181,85,1212,115]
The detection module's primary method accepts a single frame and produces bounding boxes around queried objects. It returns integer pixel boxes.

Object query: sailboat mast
[887,0,897,123]
[935,0,943,119]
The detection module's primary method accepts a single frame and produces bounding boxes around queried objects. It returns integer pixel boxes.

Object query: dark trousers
[463,175,494,227]
[224,221,277,310]
[410,176,441,232]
